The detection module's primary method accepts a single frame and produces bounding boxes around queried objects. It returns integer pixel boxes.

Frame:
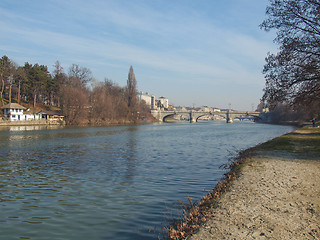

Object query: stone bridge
[151,109,261,123]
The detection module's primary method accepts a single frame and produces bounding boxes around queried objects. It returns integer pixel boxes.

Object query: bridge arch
[162,112,191,122]
[195,113,213,122]
[195,112,227,122]
[162,113,177,122]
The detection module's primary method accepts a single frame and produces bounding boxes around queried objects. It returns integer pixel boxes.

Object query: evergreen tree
[127,65,137,116]
[23,63,52,107]
[0,55,15,104]
[52,61,67,106]
[13,67,27,104]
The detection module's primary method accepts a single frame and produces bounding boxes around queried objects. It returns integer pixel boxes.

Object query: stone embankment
[0,119,64,126]
[187,128,320,240]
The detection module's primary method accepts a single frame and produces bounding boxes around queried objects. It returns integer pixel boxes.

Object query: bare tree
[260,0,320,115]
[61,83,89,125]
[68,64,92,88]
[90,79,129,124]
[60,64,93,125]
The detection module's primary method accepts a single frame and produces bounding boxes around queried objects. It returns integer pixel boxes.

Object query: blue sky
[0,0,276,111]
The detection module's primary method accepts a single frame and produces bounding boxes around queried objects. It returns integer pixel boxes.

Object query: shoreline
[0,119,158,128]
[167,127,320,239]
[0,120,64,126]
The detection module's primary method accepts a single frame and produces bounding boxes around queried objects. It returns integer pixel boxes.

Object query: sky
[0,0,277,111]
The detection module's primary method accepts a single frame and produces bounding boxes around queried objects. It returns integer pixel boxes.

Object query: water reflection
[0,125,64,132]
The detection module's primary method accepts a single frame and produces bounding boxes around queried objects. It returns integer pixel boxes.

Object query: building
[158,97,169,109]
[1,103,63,122]
[37,111,64,121]
[175,106,187,111]
[1,103,26,121]
[138,92,156,109]
[201,106,213,112]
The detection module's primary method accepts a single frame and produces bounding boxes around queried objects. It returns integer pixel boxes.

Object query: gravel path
[188,155,320,239]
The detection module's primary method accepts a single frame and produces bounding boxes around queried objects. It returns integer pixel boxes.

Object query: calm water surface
[0,121,294,239]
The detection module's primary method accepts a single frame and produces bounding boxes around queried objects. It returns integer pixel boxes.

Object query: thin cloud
[0,0,273,110]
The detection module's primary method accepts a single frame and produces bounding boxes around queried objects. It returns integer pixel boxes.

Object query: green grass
[256,128,320,159]
[300,126,320,132]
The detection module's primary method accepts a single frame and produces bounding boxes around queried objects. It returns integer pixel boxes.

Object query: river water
[0,121,293,240]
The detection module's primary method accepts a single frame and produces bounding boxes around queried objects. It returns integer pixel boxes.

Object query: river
[0,121,294,240]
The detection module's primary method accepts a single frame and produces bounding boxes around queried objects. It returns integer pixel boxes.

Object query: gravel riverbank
[187,129,320,240]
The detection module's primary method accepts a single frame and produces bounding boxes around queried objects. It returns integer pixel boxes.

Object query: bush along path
[166,127,320,240]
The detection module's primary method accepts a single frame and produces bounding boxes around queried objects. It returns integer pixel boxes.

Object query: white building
[37,111,64,121]
[1,103,63,122]
[201,106,213,112]
[138,92,156,109]
[1,103,27,121]
[158,97,169,109]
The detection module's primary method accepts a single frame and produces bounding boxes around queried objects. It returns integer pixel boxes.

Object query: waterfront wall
[0,119,65,126]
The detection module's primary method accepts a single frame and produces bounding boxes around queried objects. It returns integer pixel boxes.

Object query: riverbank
[0,117,156,128]
[167,127,320,239]
[0,119,64,126]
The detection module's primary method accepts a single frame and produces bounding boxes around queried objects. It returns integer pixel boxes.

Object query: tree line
[260,0,320,123]
[0,56,153,125]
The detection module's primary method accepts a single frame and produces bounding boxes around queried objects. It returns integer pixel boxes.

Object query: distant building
[138,92,156,109]
[158,97,169,109]
[175,106,187,112]
[201,106,213,112]
[167,105,175,111]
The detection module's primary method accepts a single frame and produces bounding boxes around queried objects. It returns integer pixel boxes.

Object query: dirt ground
[188,154,320,239]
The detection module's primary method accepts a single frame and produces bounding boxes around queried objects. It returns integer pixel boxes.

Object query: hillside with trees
[260,0,320,123]
[0,55,154,125]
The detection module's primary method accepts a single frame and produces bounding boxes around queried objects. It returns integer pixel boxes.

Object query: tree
[60,64,92,125]
[0,55,153,125]
[260,0,320,115]
[23,63,52,108]
[68,64,92,88]
[0,55,15,104]
[8,72,14,103]
[14,67,27,104]
[51,61,67,106]
[90,79,129,123]
[61,83,89,125]
[127,66,137,120]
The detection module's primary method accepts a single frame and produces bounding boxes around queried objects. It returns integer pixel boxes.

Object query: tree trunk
[8,74,12,103]
[0,79,4,104]
[18,79,21,104]
[9,83,11,103]
[33,90,37,108]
